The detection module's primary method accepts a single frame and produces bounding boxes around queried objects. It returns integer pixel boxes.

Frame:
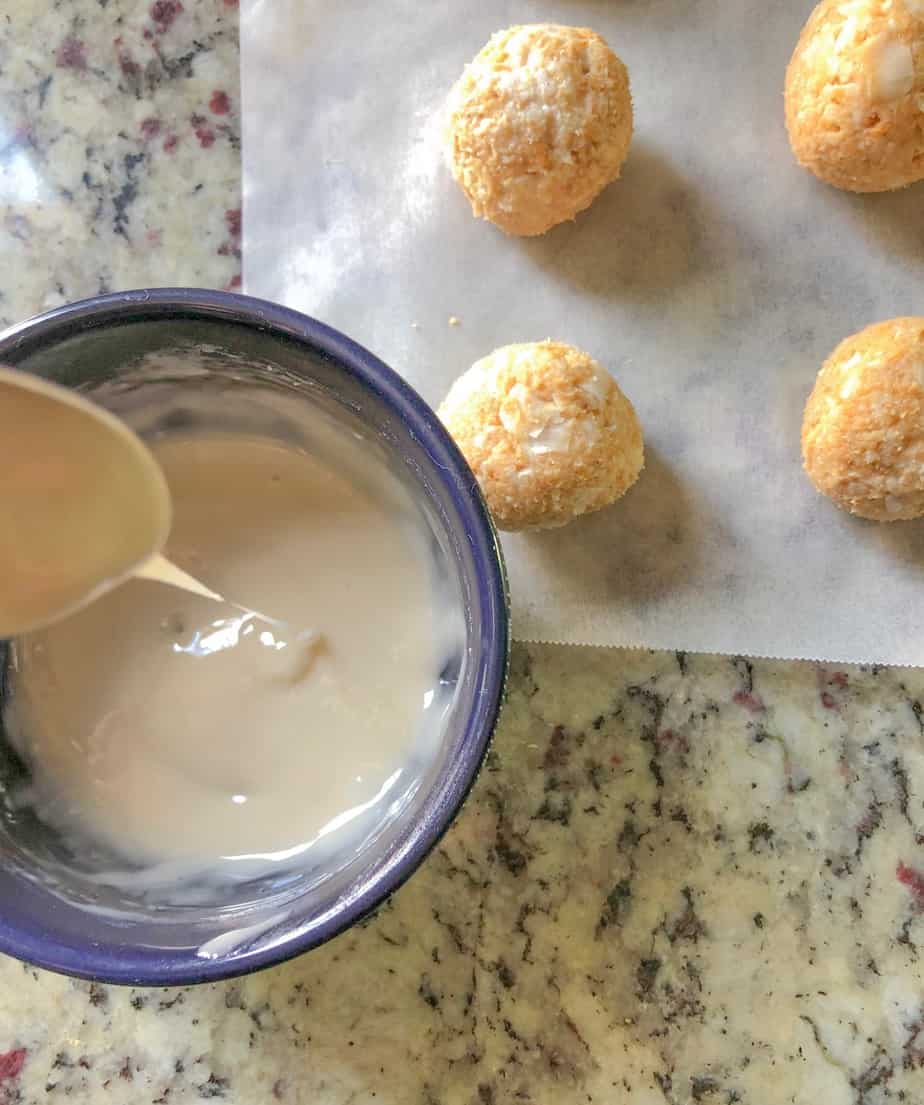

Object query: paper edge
[513,637,911,668]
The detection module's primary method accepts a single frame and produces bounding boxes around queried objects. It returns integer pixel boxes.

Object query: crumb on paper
[448,316,460,327]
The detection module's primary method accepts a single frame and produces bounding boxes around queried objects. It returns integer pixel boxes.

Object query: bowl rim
[0,287,509,986]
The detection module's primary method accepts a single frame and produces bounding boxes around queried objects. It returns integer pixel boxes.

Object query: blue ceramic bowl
[0,289,508,985]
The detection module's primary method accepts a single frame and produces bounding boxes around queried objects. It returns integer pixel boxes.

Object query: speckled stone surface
[1,3,924,1104]
[0,0,240,328]
[0,647,924,1103]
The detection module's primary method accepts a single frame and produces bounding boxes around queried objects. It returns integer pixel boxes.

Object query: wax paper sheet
[240,0,924,663]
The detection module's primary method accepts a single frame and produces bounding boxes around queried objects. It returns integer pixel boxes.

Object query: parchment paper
[240,0,924,664]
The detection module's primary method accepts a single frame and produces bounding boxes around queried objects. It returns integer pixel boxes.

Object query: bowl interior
[0,296,507,983]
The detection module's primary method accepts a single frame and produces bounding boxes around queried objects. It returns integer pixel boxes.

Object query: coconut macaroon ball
[445,25,633,236]
[785,0,924,192]
[439,341,644,531]
[802,318,924,520]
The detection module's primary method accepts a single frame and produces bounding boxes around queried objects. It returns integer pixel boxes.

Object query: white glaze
[5,433,455,878]
[867,35,915,100]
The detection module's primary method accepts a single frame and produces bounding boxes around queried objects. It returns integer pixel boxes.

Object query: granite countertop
[1,3,923,1103]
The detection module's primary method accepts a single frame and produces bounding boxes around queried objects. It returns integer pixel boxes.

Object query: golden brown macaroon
[445,24,633,236]
[785,0,924,192]
[802,317,924,520]
[439,341,644,531]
